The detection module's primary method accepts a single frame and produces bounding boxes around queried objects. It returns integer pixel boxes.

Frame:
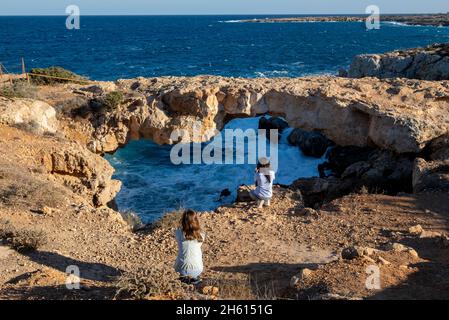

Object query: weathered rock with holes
[40,143,121,207]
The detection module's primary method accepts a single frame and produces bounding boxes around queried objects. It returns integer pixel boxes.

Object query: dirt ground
[1,123,448,300]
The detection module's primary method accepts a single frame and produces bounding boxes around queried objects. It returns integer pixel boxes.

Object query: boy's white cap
[259,157,270,165]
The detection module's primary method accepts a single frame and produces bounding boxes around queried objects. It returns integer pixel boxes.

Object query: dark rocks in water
[219,188,231,198]
[288,128,334,158]
[258,116,289,140]
[318,146,375,177]
[218,189,231,201]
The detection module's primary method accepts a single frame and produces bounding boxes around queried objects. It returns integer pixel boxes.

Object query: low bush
[114,267,188,300]
[10,229,47,252]
[0,220,47,252]
[29,66,88,85]
[149,209,184,231]
[103,91,124,110]
[0,219,15,240]
[71,91,124,117]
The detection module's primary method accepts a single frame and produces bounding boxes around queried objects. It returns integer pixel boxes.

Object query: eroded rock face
[39,142,122,207]
[348,43,449,80]
[73,76,449,155]
[0,97,59,134]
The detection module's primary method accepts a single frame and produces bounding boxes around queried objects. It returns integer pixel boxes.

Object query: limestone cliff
[65,76,449,155]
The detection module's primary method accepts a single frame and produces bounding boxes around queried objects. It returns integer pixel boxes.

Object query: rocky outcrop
[40,144,121,207]
[413,158,449,193]
[347,43,449,80]
[426,134,449,161]
[293,148,414,207]
[67,76,449,155]
[0,97,58,134]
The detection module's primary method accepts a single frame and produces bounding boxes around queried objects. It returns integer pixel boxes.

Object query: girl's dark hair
[257,161,272,183]
[180,209,203,242]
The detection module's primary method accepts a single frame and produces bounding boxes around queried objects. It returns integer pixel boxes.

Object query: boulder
[0,98,58,134]
[319,146,375,177]
[236,185,253,202]
[290,268,314,287]
[341,246,376,260]
[413,158,449,193]
[310,149,414,201]
[287,128,334,158]
[426,134,449,161]
[408,225,424,235]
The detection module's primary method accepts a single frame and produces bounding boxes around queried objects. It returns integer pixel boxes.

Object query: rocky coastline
[346,43,449,80]
[1,45,449,299]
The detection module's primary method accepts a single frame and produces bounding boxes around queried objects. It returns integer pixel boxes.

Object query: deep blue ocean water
[1,16,449,79]
[2,16,449,221]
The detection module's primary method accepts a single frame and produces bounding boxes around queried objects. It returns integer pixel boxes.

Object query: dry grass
[0,219,47,252]
[0,81,38,99]
[203,272,284,300]
[114,267,190,300]
[10,230,47,252]
[0,161,68,210]
[0,219,15,240]
[149,209,184,231]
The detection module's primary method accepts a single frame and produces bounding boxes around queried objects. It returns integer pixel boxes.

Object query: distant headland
[238,13,449,27]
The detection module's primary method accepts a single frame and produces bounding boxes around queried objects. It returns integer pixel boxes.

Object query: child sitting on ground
[174,209,205,284]
[249,157,275,208]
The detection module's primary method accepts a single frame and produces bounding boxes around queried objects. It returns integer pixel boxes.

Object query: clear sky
[1,0,449,16]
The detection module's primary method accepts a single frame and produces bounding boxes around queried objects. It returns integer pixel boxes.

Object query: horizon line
[0,12,447,17]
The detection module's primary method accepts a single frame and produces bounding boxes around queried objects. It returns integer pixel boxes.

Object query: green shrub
[29,66,88,85]
[0,81,38,99]
[103,91,124,110]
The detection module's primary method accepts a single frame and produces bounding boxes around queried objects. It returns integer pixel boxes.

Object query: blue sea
[2,16,449,222]
[1,15,449,79]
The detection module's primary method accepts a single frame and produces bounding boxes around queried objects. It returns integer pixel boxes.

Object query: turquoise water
[106,118,325,222]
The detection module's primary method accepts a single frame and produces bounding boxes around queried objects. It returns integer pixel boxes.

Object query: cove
[105,117,325,222]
